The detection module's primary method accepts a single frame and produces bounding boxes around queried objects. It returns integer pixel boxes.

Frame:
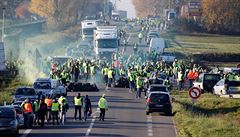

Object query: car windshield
[150,94,170,103]
[97,39,118,48]
[150,86,167,92]
[83,28,95,35]
[34,82,51,89]
[16,88,35,95]
[0,108,15,118]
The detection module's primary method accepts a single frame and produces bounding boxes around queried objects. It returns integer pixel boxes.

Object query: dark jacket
[39,102,47,115]
[84,97,92,111]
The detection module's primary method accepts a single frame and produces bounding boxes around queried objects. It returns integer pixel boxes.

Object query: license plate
[155,105,163,107]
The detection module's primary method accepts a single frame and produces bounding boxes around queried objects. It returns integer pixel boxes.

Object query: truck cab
[94,26,119,60]
[81,20,99,41]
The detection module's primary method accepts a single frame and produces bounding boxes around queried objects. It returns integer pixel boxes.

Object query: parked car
[149,38,165,54]
[13,87,37,102]
[160,52,175,63]
[0,106,19,136]
[146,84,169,96]
[146,92,172,115]
[11,105,24,127]
[213,79,240,95]
[193,73,221,92]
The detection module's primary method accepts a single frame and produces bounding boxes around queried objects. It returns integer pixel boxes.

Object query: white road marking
[172,117,179,137]
[127,33,132,42]
[147,115,153,137]
[85,110,99,137]
[21,129,32,137]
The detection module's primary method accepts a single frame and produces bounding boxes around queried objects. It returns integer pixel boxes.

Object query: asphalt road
[19,84,177,137]
[19,22,177,137]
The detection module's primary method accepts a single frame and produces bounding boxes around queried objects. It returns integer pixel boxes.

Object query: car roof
[149,91,170,95]
[149,84,166,87]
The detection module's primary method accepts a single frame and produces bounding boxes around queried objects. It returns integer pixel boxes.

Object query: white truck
[94,26,119,60]
[81,20,99,41]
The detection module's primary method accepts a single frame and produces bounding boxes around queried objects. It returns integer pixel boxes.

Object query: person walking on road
[60,99,69,125]
[73,93,83,120]
[39,99,48,127]
[44,96,52,122]
[98,94,108,121]
[51,99,60,125]
[33,99,39,125]
[84,95,92,121]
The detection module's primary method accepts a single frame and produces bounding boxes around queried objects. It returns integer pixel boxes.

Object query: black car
[146,92,172,115]
[0,106,19,136]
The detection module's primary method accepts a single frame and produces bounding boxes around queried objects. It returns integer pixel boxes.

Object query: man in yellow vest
[51,99,59,125]
[73,93,83,120]
[106,68,113,89]
[98,94,108,121]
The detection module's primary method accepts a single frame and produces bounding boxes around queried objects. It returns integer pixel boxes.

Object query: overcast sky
[113,0,136,18]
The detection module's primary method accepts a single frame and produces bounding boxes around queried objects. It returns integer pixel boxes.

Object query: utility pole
[1,0,7,43]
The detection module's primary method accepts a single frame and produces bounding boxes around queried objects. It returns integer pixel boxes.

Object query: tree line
[132,0,240,34]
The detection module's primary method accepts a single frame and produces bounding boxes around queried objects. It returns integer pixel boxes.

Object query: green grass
[163,33,240,54]
[171,92,240,137]
[0,79,30,105]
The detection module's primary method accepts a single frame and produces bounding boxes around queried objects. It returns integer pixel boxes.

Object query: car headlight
[10,119,18,126]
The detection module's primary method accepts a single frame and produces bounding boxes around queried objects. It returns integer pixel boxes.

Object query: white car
[213,79,240,95]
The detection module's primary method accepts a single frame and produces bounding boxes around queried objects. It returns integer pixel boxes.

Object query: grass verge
[171,92,240,137]
[0,79,30,105]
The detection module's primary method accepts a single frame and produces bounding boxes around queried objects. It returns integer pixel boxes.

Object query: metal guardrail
[0,19,46,30]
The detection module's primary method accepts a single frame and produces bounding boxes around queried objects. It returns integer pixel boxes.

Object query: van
[149,38,165,54]
[193,73,221,92]
[33,78,66,96]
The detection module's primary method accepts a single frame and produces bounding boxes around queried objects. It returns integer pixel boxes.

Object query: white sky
[113,0,136,18]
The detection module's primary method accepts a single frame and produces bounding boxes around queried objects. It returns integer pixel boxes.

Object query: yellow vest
[98,98,106,109]
[74,97,82,106]
[51,102,59,111]
[108,70,113,78]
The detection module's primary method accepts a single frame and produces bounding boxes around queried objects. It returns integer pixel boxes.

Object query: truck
[111,10,127,21]
[94,26,119,60]
[81,20,99,41]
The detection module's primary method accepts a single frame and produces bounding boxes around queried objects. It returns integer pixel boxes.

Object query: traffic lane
[19,88,106,137]
[87,87,149,137]
[151,113,177,137]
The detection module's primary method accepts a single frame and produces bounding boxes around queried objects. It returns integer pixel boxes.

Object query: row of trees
[29,0,104,30]
[132,0,240,34]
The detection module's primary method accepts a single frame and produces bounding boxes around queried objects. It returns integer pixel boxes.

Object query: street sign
[189,87,201,99]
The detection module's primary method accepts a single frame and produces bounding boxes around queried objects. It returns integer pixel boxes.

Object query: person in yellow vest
[136,75,144,98]
[102,66,109,86]
[73,93,83,120]
[51,99,59,125]
[90,64,95,81]
[98,94,108,121]
[106,68,114,89]
[44,96,53,122]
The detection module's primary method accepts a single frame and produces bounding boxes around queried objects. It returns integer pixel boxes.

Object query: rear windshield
[0,108,15,118]
[150,86,167,92]
[34,82,51,89]
[150,93,170,103]
[16,88,35,95]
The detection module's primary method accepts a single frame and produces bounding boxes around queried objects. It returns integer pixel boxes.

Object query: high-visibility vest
[104,68,108,75]
[45,98,53,107]
[136,77,143,88]
[74,97,82,106]
[58,97,66,104]
[90,66,95,76]
[98,98,107,109]
[108,70,113,78]
[24,103,33,113]
[51,102,59,111]
[33,101,38,112]
[178,72,183,81]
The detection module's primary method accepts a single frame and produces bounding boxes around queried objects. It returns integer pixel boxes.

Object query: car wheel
[146,111,150,115]
[166,110,172,116]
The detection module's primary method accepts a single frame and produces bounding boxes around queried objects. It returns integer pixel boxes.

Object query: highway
[18,22,177,137]
[19,84,177,137]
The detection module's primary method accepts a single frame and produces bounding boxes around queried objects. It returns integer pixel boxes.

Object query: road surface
[20,84,177,137]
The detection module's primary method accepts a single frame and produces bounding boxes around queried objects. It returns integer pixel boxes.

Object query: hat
[102,94,105,98]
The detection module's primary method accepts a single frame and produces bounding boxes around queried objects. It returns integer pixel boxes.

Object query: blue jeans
[136,88,142,98]
[189,79,193,88]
